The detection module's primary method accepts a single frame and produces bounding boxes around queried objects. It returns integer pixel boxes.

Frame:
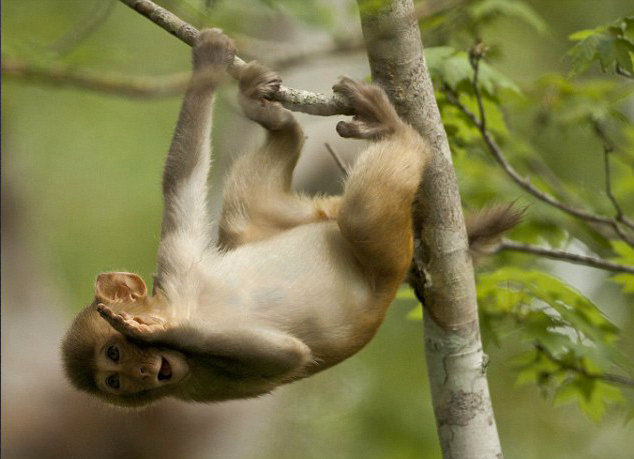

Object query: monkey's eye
[106,374,120,390]
[106,345,120,362]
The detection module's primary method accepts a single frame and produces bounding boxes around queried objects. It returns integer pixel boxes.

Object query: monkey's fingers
[97,304,146,338]
[336,120,392,140]
[132,315,169,333]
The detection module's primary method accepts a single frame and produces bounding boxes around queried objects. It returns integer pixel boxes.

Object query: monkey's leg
[218,62,340,250]
[334,78,429,292]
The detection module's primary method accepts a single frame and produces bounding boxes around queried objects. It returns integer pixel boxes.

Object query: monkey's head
[61,272,190,407]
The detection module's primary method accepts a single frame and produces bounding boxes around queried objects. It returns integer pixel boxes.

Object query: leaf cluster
[478,267,631,421]
[567,16,634,78]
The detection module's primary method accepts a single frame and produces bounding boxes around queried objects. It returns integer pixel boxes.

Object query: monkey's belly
[218,222,387,355]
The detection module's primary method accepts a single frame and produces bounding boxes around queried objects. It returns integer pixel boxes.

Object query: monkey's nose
[130,366,148,380]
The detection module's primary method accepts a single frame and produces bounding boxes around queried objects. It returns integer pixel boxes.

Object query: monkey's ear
[95,272,148,303]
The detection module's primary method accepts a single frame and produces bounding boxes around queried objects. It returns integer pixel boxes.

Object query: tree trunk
[356,1,504,458]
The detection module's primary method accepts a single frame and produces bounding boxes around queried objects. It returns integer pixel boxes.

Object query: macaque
[62,29,518,407]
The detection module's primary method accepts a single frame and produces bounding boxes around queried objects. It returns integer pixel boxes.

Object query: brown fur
[466,203,524,260]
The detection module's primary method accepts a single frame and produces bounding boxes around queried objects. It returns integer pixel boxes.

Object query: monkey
[61,29,520,407]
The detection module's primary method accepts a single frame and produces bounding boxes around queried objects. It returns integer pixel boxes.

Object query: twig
[468,40,487,130]
[535,343,634,388]
[593,121,634,234]
[118,0,354,116]
[443,58,634,247]
[499,239,634,274]
[324,143,348,174]
[49,0,116,56]
[1,59,189,98]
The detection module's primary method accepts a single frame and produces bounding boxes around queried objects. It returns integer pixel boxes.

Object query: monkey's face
[94,334,189,396]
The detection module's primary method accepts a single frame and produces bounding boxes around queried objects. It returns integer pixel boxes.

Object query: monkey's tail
[465,203,524,261]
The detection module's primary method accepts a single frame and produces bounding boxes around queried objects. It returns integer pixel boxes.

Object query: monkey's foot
[193,28,236,71]
[333,77,400,140]
[239,61,296,131]
[97,303,167,339]
[240,62,282,100]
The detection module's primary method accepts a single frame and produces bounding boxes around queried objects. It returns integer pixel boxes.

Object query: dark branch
[499,239,634,274]
[593,121,634,235]
[324,143,349,174]
[1,58,189,97]
[443,51,634,247]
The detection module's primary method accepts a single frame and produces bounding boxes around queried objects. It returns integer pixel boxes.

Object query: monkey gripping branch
[65,1,504,458]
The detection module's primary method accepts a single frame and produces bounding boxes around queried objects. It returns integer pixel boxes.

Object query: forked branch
[444,47,634,248]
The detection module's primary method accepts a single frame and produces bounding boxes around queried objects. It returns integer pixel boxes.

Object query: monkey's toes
[336,121,360,138]
[336,120,391,140]
[332,76,364,99]
[193,28,236,69]
[240,61,282,100]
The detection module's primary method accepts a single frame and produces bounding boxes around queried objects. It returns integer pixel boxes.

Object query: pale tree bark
[357,1,503,458]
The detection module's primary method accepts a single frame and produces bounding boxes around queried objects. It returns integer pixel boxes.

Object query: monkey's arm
[156,30,235,285]
[98,303,310,379]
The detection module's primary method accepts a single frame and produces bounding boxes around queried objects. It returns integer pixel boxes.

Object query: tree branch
[1,58,190,97]
[324,143,349,174]
[593,121,634,234]
[118,0,354,115]
[499,239,634,274]
[444,56,634,248]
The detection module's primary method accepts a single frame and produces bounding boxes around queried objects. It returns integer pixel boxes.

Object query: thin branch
[1,59,189,98]
[593,121,634,234]
[468,40,487,131]
[324,143,348,174]
[499,239,634,274]
[2,36,361,99]
[535,343,634,388]
[118,0,354,116]
[443,69,634,247]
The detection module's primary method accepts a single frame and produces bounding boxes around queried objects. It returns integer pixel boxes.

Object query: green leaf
[470,0,548,35]
[477,266,632,420]
[609,240,634,294]
[567,15,634,77]
[610,240,634,263]
[426,47,521,97]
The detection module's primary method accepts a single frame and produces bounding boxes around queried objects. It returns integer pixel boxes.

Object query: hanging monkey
[61,29,519,406]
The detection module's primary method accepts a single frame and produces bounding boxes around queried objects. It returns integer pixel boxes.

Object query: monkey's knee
[239,62,296,131]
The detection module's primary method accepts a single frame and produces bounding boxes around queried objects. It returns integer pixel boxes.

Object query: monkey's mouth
[158,357,172,381]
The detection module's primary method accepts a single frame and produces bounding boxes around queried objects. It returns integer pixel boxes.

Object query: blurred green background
[2,1,633,459]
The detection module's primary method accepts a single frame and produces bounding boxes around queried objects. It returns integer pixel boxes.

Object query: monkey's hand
[97,303,167,340]
[332,77,402,140]
[192,28,236,72]
[239,61,296,131]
